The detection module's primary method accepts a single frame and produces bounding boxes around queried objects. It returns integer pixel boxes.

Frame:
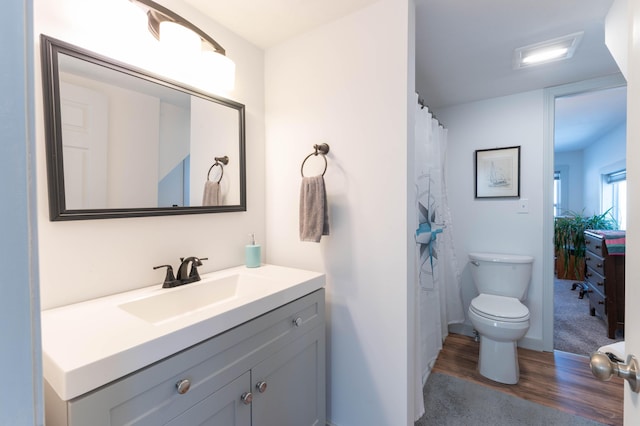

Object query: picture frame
[475,146,521,198]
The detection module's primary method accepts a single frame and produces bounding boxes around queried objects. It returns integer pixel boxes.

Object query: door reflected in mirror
[41,35,246,220]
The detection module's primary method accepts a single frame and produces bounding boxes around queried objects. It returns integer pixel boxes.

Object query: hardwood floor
[432,333,624,426]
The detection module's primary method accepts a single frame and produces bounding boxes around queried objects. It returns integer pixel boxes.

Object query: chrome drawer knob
[256,381,267,393]
[241,392,253,405]
[293,317,303,327]
[176,379,191,395]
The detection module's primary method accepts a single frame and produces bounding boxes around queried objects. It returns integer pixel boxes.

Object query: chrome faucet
[176,256,208,285]
[153,256,208,288]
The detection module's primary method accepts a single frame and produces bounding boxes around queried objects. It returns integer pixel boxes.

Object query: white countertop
[41,264,325,401]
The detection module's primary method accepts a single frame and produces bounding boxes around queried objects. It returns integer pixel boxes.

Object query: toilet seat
[470,294,529,323]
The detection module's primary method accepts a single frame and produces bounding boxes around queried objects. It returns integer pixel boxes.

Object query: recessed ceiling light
[513,32,583,69]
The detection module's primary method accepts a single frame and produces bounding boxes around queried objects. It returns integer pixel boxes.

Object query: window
[554,170,561,217]
[602,169,626,230]
[553,166,569,217]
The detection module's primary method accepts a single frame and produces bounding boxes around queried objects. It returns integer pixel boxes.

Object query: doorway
[543,75,627,356]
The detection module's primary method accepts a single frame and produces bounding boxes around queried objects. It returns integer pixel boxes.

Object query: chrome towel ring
[207,155,229,183]
[301,143,330,177]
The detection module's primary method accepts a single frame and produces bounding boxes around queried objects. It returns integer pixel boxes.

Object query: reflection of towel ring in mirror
[207,156,229,183]
[301,143,330,177]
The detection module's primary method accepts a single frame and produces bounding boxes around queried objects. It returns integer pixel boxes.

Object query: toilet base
[478,335,520,384]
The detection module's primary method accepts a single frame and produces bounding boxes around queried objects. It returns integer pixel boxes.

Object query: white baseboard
[519,336,544,351]
[448,322,474,337]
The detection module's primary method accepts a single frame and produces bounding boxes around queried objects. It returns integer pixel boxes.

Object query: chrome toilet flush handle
[470,260,480,267]
[590,352,640,393]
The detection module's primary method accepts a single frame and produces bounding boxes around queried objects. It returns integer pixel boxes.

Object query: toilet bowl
[468,252,534,384]
[468,294,530,384]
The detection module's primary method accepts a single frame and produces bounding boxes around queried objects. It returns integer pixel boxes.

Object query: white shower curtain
[412,95,464,421]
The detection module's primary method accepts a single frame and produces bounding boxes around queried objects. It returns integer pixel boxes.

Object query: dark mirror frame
[40,34,246,220]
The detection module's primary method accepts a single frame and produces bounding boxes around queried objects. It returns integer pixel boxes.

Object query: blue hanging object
[416,222,442,244]
[416,221,443,272]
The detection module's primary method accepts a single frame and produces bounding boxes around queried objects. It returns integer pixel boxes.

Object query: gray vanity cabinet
[168,326,326,426]
[45,289,325,426]
[251,325,325,425]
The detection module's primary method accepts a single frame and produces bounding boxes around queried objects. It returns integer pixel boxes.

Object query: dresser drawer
[584,232,606,256]
[587,282,606,319]
[585,251,605,276]
[583,230,625,339]
[585,267,606,294]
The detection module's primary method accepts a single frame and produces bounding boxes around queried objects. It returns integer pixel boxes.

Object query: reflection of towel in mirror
[202,181,221,206]
[299,176,329,242]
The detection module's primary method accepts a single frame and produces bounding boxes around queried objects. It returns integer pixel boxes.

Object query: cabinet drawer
[65,289,325,426]
[587,282,606,319]
[585,252,605,276]
[584,232,606,256]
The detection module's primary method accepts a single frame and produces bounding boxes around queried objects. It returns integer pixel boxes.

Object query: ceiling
[555,86,626,153]
[183,0,626,152]
[182,0,379,48]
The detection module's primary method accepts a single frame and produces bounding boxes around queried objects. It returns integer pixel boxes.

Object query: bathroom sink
[119,273,274,324]
[41,264,325,401]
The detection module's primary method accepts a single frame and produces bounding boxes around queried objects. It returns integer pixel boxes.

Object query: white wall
[582,122,626,215]
[105,86,160,207]
[605,0,628,79]
[554,150,584,214]
[553,121,626,222]
[189,98,241,206]
[264,0,413,424]
[437,90,545,349]
[34,0,266,309]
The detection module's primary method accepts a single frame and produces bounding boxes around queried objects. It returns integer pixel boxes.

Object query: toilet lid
[470,294,530,322]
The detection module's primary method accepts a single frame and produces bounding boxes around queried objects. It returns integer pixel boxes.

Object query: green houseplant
[554,209,617,280]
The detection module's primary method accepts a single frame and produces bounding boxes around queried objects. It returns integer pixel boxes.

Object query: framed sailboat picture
[475,146,520,198]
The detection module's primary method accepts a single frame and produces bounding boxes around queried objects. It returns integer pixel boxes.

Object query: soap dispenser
[245,233,261,268]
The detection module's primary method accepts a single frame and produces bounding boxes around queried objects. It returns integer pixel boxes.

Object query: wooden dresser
[584,230,625,339]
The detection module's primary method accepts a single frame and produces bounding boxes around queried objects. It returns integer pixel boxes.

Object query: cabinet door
[252,326,325,426]
[165,372,251,426]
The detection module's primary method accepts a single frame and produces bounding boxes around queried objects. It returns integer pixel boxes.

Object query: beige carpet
[554,278,623,356]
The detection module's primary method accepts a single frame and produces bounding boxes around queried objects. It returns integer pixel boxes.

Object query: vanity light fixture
[158,21,201,57]
[129,0,235,91]
[513,32,583,69]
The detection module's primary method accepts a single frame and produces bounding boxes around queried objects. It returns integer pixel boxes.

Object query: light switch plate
[517,198,529,214]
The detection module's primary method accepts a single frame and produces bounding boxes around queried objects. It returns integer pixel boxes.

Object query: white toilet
[468,252,534,384]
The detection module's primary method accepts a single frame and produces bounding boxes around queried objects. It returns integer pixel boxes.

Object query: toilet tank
[468,252,534,300]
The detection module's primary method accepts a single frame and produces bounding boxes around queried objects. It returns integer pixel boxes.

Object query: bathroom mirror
[41,35,246,220]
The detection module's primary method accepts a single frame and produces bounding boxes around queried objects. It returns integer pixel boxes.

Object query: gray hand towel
[202,181,221,206]
[299,176,330,242]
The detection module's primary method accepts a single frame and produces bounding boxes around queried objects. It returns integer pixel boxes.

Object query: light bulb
[522,47,569,65]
